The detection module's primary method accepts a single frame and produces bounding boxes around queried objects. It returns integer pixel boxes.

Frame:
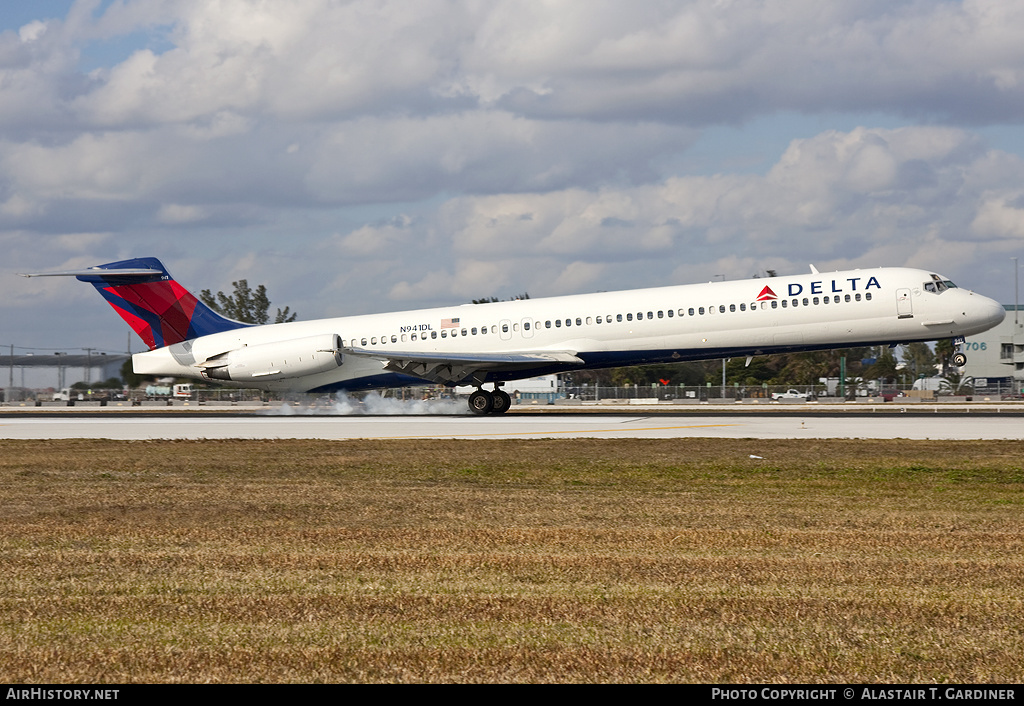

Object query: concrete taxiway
[2,405,1023,440]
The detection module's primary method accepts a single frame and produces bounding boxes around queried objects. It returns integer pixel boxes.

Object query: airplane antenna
[809,264,819,274]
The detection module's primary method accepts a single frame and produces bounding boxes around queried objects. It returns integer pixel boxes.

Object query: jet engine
[199,333,343,382]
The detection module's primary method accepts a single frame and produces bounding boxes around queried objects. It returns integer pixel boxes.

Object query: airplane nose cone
[974,295,1007,331]
[982,298,1006,328]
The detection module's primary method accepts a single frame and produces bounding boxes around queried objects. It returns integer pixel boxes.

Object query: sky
[3,0,1024,361]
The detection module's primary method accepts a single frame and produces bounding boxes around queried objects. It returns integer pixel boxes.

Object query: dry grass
[1,438,1022,683]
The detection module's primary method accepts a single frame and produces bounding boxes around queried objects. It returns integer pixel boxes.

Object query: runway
[3,407,1023,440]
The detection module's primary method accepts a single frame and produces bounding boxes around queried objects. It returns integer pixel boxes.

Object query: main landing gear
[468,386,511,415]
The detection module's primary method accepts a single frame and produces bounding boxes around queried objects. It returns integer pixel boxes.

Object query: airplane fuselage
[132,266,1006,394]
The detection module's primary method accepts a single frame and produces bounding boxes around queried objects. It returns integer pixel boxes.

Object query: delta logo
[755,277,883,300]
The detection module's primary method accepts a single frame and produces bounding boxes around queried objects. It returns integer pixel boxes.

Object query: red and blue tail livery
[33,257,248,350]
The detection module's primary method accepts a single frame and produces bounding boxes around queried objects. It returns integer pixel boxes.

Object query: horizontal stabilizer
[20,267,163,277]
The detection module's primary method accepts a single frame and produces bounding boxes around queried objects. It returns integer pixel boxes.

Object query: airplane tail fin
[78,257,250,350]
[24,257,249,350]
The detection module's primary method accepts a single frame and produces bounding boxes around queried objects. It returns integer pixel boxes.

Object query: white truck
[771,389,811,401]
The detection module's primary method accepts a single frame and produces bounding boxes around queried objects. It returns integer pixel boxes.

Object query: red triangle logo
[756,286,777,301]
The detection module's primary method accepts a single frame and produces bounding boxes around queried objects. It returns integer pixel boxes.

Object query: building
[963,305,1024,395]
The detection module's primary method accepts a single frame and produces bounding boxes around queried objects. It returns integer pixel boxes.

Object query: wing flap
[341,346,583,385]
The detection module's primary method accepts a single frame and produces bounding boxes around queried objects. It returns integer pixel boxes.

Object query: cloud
[317,126,1024,304]
[4,2,1024,352]
[6,1,1024,135]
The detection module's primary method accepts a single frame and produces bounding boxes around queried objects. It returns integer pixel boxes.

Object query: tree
[472,293,530,304]
[901,342,936,381]
[935,338,956,375]
[864,347,900,385]
[200,279,297,325]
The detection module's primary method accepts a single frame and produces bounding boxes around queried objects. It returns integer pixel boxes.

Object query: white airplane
[22,258,1005,414]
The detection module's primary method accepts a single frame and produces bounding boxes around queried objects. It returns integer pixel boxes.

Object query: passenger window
[771,300,778,309]
[699,307,705,315]
[855,294,861,301]
[502,324,508,333]
[391,335,398,343]
[617,314,623,322]
[627,313,633,321]
[371,337,378,345]
[565,319,571,327]
[545,320,551,328]
[780,300,786,308]
[647,312,653,319]
[688,308,695,316]
[472,327,478,335]
[431,331,437,339]
[729,304,736,312]
[667,310,673,318]
[586,317,592,325]
[462,328,468,336]
[555,320,562,327]
[720,305,726,313]
[576,318,582,326]
[813,297,819,305]
[802,298,809,306]
[845,294,851,302]
[865,292,872,301]
[740,303,746,311]
[596,316,603,324]
[524,322,531,331]
[361,338,368,346]
[441,331,447,338]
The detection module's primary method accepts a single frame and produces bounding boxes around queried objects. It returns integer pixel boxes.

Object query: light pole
[1013,257,1019,326]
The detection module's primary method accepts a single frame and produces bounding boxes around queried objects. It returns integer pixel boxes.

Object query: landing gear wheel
[468,389,493,415]
[952,352,968,367]
[491,389,511,414]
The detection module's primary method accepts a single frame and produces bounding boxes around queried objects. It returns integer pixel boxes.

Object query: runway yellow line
[378,423,742,440]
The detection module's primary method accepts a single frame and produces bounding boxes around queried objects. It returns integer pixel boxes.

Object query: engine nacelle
[199,333,343,382]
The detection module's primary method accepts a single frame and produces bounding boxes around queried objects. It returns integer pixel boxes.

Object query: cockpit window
[927,274,957,293]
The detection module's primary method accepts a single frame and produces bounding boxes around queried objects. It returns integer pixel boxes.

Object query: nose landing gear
[951,336,968,367]
[467,386,512,415]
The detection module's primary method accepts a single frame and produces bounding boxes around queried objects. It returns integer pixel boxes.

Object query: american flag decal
[441,317,460,328]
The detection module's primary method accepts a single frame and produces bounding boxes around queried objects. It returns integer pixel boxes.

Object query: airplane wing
[341,346,584,385]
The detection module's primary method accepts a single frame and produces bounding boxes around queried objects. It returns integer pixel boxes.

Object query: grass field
[1,438,1022,683]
